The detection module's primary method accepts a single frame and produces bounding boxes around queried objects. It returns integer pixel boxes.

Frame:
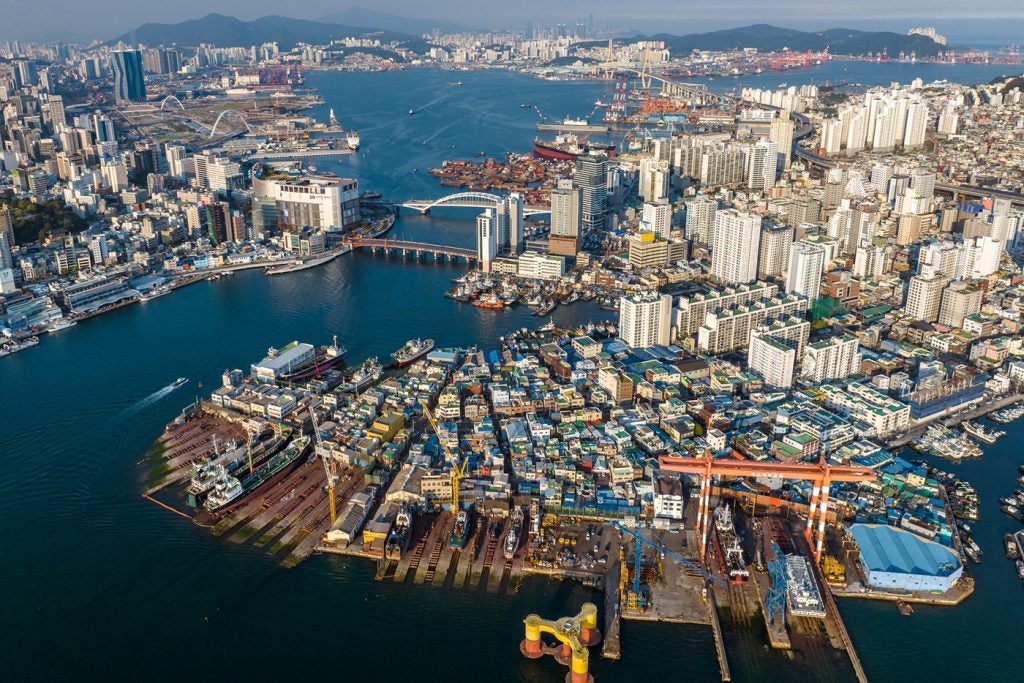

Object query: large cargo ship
[205,436,311,513]
[533,133,616,162]
[450,509,469,549]
[385,506,413,560]
[391,338,435,367]
[504,506,524,559]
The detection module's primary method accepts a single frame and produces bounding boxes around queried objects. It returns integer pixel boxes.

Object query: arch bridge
[209,109,253,138]
[401,192,550,216]
[159,95,186,112]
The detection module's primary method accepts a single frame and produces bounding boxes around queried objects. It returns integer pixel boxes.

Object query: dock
[707,588,732,682]
[264,246,351,276]
[601,562,622,660]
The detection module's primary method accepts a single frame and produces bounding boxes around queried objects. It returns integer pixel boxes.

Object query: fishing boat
[1005,533,1020,560]
[391,338,435,367]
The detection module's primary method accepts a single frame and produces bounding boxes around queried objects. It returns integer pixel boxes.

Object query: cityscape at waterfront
[4,7,1024,682]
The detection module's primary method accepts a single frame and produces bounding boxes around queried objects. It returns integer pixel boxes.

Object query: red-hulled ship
[533,133,616,162]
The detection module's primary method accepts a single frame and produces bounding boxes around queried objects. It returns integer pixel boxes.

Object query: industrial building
[848,523,963,593]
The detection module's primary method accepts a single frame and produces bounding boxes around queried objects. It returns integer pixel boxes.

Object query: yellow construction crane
[421,403,468,509]
[309,402,338,524]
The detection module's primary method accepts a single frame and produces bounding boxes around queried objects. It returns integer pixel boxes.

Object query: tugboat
[385,506,413,560]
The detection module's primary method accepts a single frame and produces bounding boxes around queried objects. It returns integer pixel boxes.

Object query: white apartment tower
[711,209,762,285]
[618,291,673,348]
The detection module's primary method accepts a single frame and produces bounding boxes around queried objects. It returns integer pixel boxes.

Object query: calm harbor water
[2,64,1023,680]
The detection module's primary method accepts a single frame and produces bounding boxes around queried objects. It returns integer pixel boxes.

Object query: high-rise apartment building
[619,291,673,348]
[711,209,761,285]
[785,242,826,302]
[905,275,947,323]
[757,224,793,279]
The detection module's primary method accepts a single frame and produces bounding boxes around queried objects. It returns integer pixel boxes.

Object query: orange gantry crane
[658,451,875,564]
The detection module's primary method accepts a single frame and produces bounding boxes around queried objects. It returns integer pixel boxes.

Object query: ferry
[391,338,435,367]
[46,318,77,332]
[504,507,524,560]
[139,286,171,302]
[449,509,469,548]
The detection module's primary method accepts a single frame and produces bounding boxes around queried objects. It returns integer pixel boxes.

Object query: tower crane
[421,403,468,509]
[612,521,725,611]
[309,402,338,524]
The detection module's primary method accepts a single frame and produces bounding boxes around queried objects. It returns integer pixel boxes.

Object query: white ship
[204,475,244,511]
[504,507,524,559]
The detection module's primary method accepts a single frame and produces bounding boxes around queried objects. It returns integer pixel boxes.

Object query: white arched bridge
[401,191,550,216]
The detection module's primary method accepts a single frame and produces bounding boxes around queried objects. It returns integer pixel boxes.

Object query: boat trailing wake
[121,381,184,417]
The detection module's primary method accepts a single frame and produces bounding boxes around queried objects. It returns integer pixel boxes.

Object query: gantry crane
[309,402,338,524]
[612,521,726,611]
[421,403,468,509]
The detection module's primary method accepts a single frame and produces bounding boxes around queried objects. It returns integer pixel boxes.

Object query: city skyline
[4,3,1024,43]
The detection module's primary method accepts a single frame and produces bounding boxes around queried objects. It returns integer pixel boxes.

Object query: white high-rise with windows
[711,209,761,285]
[641,200,672,239]
[757,224,793,279]
[802,335,861,383]
[905,275,946,322]
[618,291,673,348]
[639,157,670,203]
[785,242,826,302]
[476,209,497,272]
[685,195,717,244]
[746,139,779,192]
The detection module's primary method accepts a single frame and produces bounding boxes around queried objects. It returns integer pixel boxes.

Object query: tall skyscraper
[575,153,607,232]
[785,242,826,302]
[711,209,761,285]
[549,179,581,257]
[618,291,673,348]
[476,209,497,272]
[111,50,146,102]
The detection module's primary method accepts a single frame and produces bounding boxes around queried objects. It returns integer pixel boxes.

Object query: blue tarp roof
[849,523,960,577]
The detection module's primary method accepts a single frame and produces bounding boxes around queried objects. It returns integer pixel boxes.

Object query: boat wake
[121,381,183,417]
[422,118,464,145]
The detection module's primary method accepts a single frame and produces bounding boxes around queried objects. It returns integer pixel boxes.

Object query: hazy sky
[4,0,1024,42]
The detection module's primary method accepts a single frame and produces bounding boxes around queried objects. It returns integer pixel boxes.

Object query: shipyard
[6,5,1024,681]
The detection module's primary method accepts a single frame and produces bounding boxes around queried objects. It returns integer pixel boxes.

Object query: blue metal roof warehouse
[848,523,962,593]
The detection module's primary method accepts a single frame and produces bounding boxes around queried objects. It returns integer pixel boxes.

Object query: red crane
[658,451,875,564]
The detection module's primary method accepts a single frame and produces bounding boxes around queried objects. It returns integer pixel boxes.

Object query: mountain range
[110,16,946,58]
[648,24,947,57]
[109,13,412,50]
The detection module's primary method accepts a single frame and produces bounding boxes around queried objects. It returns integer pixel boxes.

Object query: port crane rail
[612,521,726,611]
[658,452,875,563]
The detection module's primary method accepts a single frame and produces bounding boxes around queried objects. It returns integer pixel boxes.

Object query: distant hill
[110,13,412,50]
[320,7,470,36]
[649,24,947,57]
